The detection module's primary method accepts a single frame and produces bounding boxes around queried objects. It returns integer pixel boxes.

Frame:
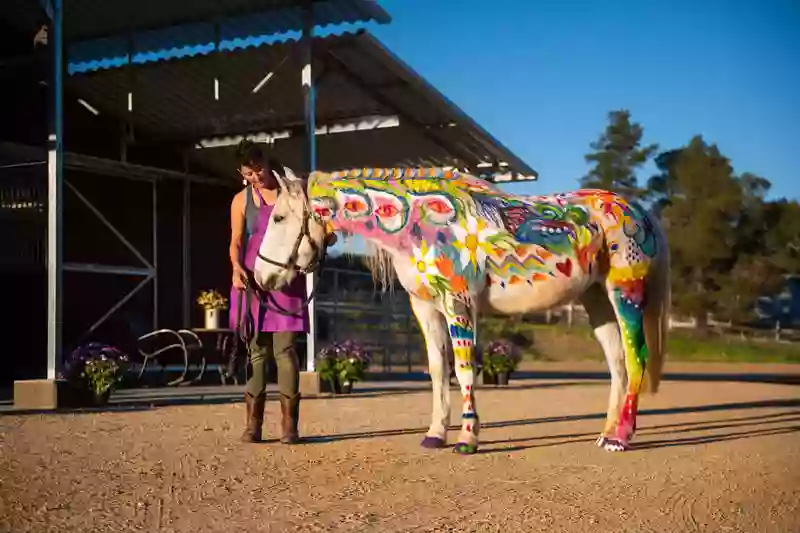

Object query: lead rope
[228,185,254,383]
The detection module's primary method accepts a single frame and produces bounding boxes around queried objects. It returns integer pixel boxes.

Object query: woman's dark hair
[235,139,265,169]
[235,139,286,177]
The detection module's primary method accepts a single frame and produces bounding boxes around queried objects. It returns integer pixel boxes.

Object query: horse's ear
[272,170,289,191]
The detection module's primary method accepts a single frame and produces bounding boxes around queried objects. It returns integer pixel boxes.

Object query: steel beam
[152,179,158,329]
[64,178,153,269]
[46,0,64,380]
[64,263,153,276]
[78,274,155,341]
[302,2,317,373]
[181,176,191,327]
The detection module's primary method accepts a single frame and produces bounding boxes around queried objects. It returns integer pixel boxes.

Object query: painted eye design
[336,190,370,220]
[375,203,399,218]
[344,199,367,212]
[416,194,456,226]
[311,197,336,220]
[313,206,332,218]
[426,199,453,215]
[365,190,407,233]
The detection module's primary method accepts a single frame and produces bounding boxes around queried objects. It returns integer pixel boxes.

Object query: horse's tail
[641,212,670,394]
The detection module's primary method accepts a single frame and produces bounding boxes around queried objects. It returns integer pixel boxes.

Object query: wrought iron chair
[125,315,202,387]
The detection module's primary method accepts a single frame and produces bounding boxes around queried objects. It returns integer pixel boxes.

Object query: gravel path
[1,377,798,533]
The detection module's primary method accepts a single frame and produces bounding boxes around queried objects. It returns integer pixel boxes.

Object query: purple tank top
[229,188,309,333]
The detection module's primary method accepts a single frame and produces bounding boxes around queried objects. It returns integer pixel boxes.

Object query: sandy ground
[1,376,798,533]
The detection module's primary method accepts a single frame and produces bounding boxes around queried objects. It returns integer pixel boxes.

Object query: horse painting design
[253,167,670,455]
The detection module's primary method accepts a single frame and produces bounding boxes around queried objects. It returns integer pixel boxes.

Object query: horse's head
[253,175,328,290]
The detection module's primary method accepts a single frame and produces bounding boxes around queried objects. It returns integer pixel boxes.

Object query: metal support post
[152,179,158,329]
[302,4,317,373]
[46,0,64,380]
[181,176,191,327]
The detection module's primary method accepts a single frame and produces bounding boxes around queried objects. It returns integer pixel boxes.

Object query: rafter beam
[323,49,479,167]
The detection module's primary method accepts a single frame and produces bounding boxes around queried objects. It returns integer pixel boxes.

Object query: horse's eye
[273,215,285,223]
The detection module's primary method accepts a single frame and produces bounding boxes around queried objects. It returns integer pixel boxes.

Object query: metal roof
[0,0,390,43]
[67,30,538,181]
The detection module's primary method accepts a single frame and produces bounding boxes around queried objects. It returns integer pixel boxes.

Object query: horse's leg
[602,278,649,452]
[580,284,627,449]
[410,294,451,449]
[443,296,479,455]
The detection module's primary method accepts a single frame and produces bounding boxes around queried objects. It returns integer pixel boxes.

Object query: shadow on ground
[303,398,800,451]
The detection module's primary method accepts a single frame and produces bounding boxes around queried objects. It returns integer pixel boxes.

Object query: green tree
[649,136,745,326]
[648,136,794,326]
[762,199,800,275]
[580,109,658,198]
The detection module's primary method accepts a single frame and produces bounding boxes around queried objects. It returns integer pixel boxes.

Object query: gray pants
[245,331,300,397]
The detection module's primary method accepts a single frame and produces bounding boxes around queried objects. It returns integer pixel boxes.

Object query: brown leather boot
[279,393,301,444]
[240,392,266,443]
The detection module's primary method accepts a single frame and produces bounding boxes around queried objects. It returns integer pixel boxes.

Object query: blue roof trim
[67,21,367,75]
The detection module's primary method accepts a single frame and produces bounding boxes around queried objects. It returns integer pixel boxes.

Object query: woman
[229,140,332,444]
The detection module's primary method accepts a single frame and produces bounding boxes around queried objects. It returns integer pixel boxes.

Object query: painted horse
[252,167,670,454]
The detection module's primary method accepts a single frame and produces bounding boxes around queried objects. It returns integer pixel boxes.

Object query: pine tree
[581,109,658,199]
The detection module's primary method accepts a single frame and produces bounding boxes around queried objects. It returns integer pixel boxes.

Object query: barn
[0,0,537,403]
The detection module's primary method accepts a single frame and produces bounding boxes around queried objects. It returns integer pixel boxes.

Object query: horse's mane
[335,238,396,294]
[361,244,396,293]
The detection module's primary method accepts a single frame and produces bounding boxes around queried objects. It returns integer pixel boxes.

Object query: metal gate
[0,147,48,384]
[316,266,424,373]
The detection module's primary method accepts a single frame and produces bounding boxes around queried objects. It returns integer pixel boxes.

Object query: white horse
[253,168,670,454]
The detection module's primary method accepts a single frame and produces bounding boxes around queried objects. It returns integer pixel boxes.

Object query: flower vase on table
[204,308,221,330]
[197,289,228,330]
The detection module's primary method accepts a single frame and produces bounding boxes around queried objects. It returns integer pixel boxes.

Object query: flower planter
[323,378,353,395]
[62,343,129,408]
[482,340,521,388]
[316,340,371,396]
[92,389,112,406]
[482,371,497,386]
[204,308,221,329]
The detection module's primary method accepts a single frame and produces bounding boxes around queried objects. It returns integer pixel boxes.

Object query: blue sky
[362,0,799,201]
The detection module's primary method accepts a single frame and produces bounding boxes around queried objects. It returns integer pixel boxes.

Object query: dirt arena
[1,371,798,533]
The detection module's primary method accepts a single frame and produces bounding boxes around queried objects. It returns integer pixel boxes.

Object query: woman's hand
[232,263,248,290]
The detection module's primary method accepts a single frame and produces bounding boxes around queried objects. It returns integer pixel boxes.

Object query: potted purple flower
[482,339,521,386]
[316,340,372,394]
[61,342,130,405]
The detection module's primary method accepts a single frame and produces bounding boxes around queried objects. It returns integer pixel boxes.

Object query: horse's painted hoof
[596,436,630,452]
[420,436,447,449]
[453,442,478,455]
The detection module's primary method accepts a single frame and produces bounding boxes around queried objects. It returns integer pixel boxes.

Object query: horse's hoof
[420,436,447,449]
[453,442,478,455]
[596,436,630,452]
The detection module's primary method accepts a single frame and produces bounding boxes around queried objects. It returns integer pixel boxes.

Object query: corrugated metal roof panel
[1,0,389,68]
[63,0,390,41]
